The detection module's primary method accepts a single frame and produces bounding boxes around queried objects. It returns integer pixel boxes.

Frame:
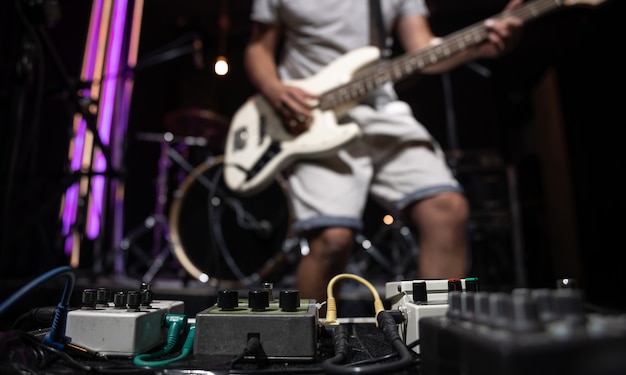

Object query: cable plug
[163,314,188,352]
[324,297,339,325]
[180,324,195,355]
[42,304,69,350]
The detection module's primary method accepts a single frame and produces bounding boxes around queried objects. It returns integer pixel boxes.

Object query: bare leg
[409,192,470,278]
[296,227,354,314]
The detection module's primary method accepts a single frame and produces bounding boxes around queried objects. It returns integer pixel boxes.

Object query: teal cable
[133,324,196,367]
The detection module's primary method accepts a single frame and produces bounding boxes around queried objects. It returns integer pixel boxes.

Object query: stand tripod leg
[141,214,175,283]
[143,245,172,284]
[117,215,162,276]
[118,137,177,279]
[354,232,397,275]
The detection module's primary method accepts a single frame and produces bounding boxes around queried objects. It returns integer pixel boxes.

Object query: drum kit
[122,107,418,288]
[123,108,293,288]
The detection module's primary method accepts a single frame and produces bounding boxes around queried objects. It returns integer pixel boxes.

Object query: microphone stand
[132,33,201,72]
[113,34,211,282]
[3,0,112,275]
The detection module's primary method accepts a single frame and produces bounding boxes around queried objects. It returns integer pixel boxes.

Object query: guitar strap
[369,0,390,59]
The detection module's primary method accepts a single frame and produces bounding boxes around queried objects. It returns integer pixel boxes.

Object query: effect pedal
[419,288,626,375]
[65,287,185,357]
[194,288,319,361]
[386,278,478,353]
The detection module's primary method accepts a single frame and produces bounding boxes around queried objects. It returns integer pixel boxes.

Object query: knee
[308,227,354,262]
[411,192,470,225]
[443,192,470,221]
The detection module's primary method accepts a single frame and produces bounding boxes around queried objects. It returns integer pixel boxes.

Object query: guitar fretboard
[318,0,565,110]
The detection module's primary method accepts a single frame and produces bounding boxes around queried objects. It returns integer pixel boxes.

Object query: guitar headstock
[562,0,607,7]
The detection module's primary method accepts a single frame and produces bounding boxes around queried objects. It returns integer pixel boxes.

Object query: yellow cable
[324,273,385,325]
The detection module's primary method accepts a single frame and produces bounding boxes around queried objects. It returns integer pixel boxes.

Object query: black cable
[230,335,266,367]
[406,339,420,351]
[322,311,416,375]
[2,329,158,375]
[3,330,92,373]
[228,368,326,374]
[11,306,57,331]
[325,324,351,366]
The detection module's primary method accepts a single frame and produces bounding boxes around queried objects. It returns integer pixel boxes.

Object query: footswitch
[419,288,626,375]
[194,289,319,361]
[385,278,477,353]
[65,287,184,357]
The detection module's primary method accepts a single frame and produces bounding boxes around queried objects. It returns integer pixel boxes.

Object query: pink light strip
[86,0,129,238]
[63,0,104,254]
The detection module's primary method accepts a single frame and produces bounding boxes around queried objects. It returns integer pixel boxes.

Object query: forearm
[244,43,282,97]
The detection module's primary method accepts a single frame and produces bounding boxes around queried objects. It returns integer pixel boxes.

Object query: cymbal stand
[119,134,181,283]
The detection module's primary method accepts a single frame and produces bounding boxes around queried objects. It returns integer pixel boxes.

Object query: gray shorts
[287,100,463,233]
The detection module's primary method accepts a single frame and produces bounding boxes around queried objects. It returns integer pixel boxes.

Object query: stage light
[61,0,144,269]
[214,0,229,77]
[383,214,394,226]
[214,55,229,76]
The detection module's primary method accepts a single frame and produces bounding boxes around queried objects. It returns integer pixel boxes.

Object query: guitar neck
[320,0,566,110]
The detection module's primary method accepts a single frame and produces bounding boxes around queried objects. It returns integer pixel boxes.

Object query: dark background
[1,0,625,312]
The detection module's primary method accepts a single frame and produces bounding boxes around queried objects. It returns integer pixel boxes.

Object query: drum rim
[168,155,294,288]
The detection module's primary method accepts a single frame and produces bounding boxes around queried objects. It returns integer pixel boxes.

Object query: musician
[243,0,524,309]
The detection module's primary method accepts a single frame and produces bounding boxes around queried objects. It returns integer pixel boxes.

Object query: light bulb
[214,55,229,76]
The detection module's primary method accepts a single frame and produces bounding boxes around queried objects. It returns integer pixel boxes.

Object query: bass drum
[169,156,292,288]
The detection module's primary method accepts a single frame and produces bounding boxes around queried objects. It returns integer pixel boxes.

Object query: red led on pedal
[448,278,462,292]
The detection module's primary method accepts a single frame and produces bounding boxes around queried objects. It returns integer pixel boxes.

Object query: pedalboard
[418,288,626,375]
[65,285,185,357]
[194,288,319,361]
[385,278,477,353]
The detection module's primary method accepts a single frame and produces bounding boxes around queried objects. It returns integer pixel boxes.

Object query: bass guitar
[223,0,606,196]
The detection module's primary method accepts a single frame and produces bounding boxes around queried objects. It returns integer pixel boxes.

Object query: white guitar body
[224,46,381,196]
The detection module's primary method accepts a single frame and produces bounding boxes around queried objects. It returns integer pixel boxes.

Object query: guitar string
[318,0,562,110]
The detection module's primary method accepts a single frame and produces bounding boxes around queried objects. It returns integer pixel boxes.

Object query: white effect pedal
[65,290,185,357]
[386,278,477,353]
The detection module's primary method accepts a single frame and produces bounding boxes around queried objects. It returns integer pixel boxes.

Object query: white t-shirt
[250,0,429,81]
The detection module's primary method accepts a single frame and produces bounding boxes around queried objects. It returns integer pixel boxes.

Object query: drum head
[169,156,292,287]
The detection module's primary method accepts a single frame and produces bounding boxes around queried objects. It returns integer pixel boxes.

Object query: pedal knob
[447,291,462,320]
[97,287,111,307]
[489,292,514,330]
[553,288,586,326]
[460,292,476,321]
[279,290,300,312]
[141,290,153,307]
[412,281,427,303]
[511,290,542,332]
[114,291,127,308]
[217,290,239,310]
[81,288,97,309]
[531,288,558,324]
[474,291,491,325]
[127,290,141,310]
[248,290,269,311]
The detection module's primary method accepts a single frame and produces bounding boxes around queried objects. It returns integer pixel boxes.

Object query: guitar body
[223,46,380,195]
